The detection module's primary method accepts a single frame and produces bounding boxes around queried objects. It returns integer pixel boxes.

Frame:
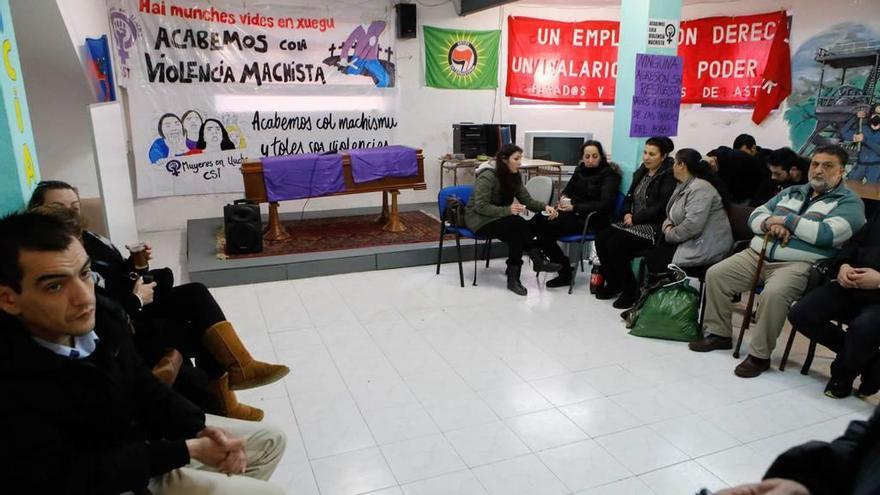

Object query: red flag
[752,11,791,124]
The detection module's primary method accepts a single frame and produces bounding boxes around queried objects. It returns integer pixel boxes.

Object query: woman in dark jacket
[530,140,621,287]
[28,180,289,421]
[464,144,561,296]
[594,136,677,308]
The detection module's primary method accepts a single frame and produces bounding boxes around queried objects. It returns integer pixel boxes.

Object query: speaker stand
[264,202,292,241]
[382,190,407,232]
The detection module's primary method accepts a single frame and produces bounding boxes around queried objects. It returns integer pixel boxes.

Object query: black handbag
[444,195,467,228]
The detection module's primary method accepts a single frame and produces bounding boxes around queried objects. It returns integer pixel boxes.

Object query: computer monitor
[524,131,593,167]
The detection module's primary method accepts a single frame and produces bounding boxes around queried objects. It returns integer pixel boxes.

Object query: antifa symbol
[166,159,182,176]
[665,24,676,44]
[448,41,477,76]
[109,11,138,65]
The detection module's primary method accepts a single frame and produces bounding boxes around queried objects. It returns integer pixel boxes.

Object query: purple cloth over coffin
[262,153,344,202]
[347,145,418,184]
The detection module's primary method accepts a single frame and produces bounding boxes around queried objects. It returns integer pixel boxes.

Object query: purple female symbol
[109,11,138,66]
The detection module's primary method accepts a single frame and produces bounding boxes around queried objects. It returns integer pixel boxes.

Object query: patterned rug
[218,210,445,259]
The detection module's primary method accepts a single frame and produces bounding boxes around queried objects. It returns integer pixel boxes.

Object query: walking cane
[733,232,773,359]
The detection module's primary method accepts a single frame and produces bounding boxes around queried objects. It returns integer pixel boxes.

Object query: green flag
[424,26,500,89]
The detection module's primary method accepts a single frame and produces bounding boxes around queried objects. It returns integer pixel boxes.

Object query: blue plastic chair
[436,185,492,287]
[557,192,626,294]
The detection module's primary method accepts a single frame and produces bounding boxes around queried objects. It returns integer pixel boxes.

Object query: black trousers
[135,281,228,379]
[594,227,655,295]
[174,360,221,414]
[789,282,880,386]
[644,242,678,275]
[144,282,226,332]
[476,215,536,267]
[529,212,599,267]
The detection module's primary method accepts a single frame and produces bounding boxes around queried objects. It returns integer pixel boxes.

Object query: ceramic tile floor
[192,260,878,495]
[147,221,857,491]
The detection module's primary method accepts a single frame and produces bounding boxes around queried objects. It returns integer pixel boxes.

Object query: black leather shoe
[545,270,572,288]
[734,355,771,378]
[688,334,733,353]
[612,292,638,309]
[527,248,562,273]
[825,378,854,399]
[856,379,878,399]
[595,286,622,300]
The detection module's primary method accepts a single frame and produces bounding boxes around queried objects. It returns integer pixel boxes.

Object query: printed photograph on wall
[785,22,880,182]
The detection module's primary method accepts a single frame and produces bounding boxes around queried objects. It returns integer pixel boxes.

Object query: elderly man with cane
[688,145,865,378]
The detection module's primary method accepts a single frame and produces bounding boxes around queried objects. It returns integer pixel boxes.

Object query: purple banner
[263,153,345,202]
[630,54,683,138]
[348,145,418,184]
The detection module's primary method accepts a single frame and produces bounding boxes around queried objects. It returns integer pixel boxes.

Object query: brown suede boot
[208,372,264,421]
[203,320,290,391]
[151,349,184,386]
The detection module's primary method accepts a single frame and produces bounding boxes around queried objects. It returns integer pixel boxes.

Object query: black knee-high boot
[506,263,527,296]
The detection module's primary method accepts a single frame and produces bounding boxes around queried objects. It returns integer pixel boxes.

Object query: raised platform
[186,202,508,287]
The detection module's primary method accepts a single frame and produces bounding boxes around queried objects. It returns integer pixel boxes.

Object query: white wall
[31,0,880,231]
[12,0,102,197]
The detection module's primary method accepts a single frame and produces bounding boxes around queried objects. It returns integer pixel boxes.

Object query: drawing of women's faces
[227,125,242,148]
[160,114,188,156]
[202,120,224,151]
[182,110,203,141]
[160,114,183,140]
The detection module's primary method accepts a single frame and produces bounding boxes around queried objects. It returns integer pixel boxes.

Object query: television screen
[532,137,586,167]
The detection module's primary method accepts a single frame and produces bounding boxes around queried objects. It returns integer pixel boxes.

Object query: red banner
[679,12,782,104]
[506,16,619,103]
[506,11,786,106]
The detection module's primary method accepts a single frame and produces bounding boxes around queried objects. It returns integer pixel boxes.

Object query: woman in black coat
[28,181,289,421]
[530,140,621,287]
[594,136,677,309]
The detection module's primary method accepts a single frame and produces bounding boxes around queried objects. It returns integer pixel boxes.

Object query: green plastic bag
[628,278,700,342]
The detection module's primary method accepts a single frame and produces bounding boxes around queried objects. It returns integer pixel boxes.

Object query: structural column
[611,0,682,190]
[0,0,40,214]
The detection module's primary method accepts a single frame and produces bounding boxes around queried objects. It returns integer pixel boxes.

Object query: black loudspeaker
[395,3,417,39]
[224,200,262,254]
[484,123,517,157]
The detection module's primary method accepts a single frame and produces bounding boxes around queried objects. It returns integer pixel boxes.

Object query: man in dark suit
[29,180,290,421]
[789,209,880,399]
[0,211,286,494]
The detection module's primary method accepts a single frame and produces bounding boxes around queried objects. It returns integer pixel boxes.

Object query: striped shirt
[748,182,865,262]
